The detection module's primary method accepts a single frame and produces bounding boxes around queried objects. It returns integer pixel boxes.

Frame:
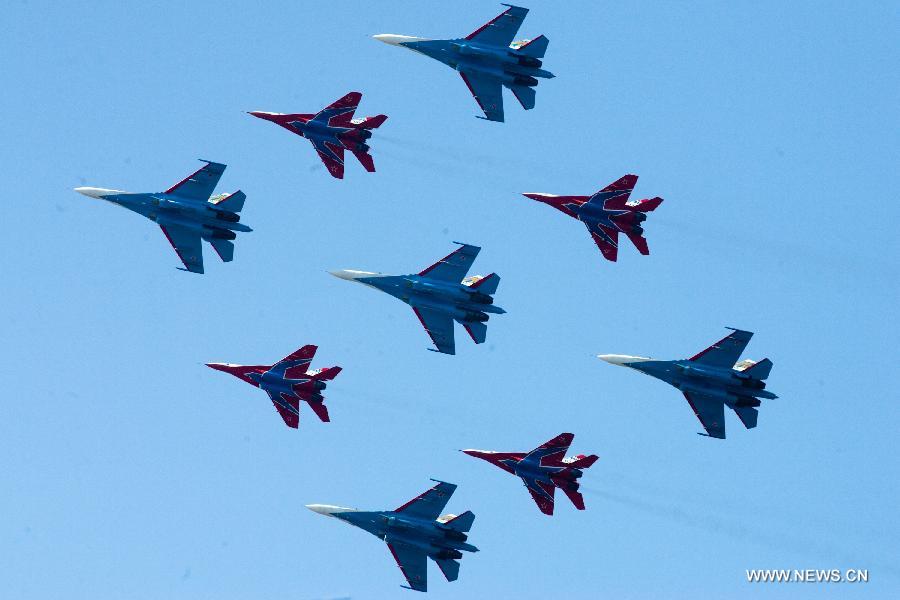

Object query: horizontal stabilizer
[209,238,234,262]
[442,510,475,532]
[351,148,376,173]
[209,190,246,212]
[561,487,586,510]
[465,272,500,295]
[566,454,599,469]
[516,34,549,58]
[435,558,460,582]
[357,114,388,129]
[463,321,487,344]
[741,358,773,380]
[307,401,330,423]
[314,366,342,381]
[733,406,758,429]
[509,84,536,110]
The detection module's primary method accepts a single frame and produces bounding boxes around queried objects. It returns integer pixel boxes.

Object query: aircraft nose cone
[306,504,353,517]
[329,269,376,281]
[598,354,633,366]
[372,34,422,46]
[74,186,114,200]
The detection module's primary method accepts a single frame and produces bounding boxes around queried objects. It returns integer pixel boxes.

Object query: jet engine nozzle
[314,380,327,391]
[436,549,463,560]
[465,312,489,323]
[517,56,542,68]
[633,212,647,223]
[735,397,762,408]
[355,143,370,153]
[741,379,765,390]
[631,225,644,235]
[209,228,236,240]
[443,529,468,542]
[215,211,240,223]
[513,75,539,87]
[358,129,373,140]
[468,291,494,305]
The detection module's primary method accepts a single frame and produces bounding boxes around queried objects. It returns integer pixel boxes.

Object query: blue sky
[1,1,897,598]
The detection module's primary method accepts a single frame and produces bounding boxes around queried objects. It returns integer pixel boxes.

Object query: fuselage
[205,363,325,401]
[329,510,478,556]
[379,36,554,85]
[335,272,505,323]
[248,111,372,153]
[74,188,252,238]
[601,355,778,408]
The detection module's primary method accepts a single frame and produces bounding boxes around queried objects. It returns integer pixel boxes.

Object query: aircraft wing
[459,71,505,122]
[689,328,753,368]
[412,307,456,355]
[682,392,726,439]
[465,5,528,47]
[267,390,300,429]
[419,243,481,282]
[164,160,225,201]
[395,481,457,520]
[309,138,346,179]
[310,92,361,128]
[521,476,556,515]
[585,222,620,262]
[266,345,317,379]
[523,432,574,465]
[159,224,204,273]
[386,541,428,592]
[585,174,637,209]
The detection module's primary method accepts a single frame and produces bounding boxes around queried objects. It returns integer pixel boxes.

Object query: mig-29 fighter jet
[330,243,504,355]
[462,433,598,515]
[599,328,777,439]
[524,174,663,262]
[307,480,478,592]
[374,4,554,122]
[206,345,341,428]
[74,160,250,273]
[249,92,387,179]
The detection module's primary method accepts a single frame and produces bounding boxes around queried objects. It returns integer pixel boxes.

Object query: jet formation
[74,160,250,273]
[331,243,504,355]
[307,480,478,592]
[374,4,553,122]
[206,345,341,428]
[524,175,663,262]
[599,328,777,439]
[462,433,598,515]
[250,92,387,179]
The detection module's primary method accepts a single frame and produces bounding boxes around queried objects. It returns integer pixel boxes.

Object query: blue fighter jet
[330,243,504,355]
[599,328,777,439]
[74,160,250,273]
[307,480,478,593]
[374,4,554,122]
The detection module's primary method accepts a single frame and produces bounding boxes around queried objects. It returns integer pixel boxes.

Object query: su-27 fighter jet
[374,4,554,122]
[249,92,387,179]
[307,480,477,593]
[206,345,341,428]
[330,243,504,355]
[462,433,598,516]
[599,328,777,439]
[524,174,663,262]
[74,160,250,273]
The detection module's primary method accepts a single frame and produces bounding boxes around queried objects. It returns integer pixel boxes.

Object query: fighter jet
[599,328,777,439]
[74,160,251,274]
[523,175,663,262]
[462,433,598,516]
[374,4,554,122]
[249,92,387,179]
[206,345,341,428]
[307,480,477,592]
[330,243,504,355]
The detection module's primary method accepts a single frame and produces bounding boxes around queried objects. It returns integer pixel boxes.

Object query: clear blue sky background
[1,1,897,598]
